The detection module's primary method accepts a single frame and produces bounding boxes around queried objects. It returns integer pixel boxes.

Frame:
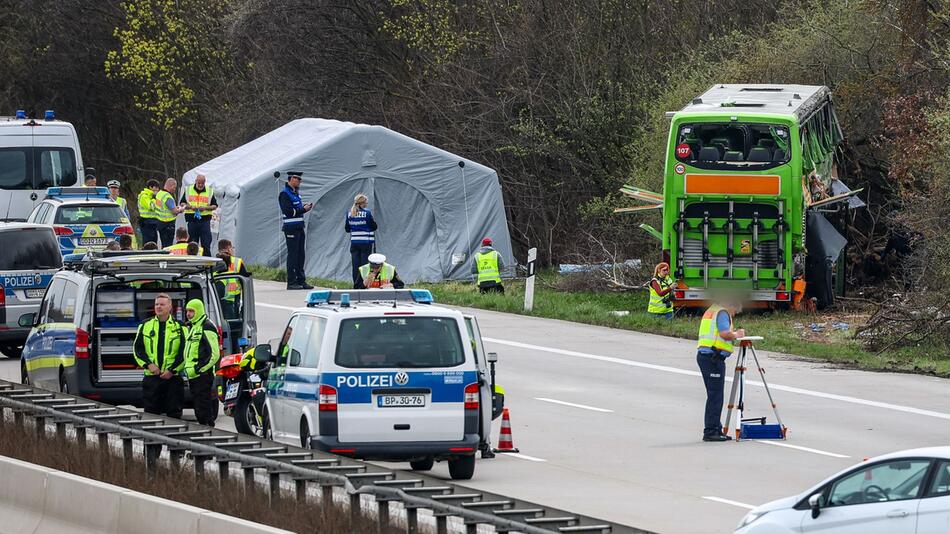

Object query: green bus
[625,84,863,310]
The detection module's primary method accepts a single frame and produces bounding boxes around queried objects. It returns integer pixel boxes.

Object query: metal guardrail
[0,380,653,534]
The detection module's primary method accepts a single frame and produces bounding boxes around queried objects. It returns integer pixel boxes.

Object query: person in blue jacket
[344,193,378,287]
[277,171,314,290]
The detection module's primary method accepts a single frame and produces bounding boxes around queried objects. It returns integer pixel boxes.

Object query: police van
[19,252,255,406]
[259,289,503,480]
[0,222,62,358]
[0,110,85,220]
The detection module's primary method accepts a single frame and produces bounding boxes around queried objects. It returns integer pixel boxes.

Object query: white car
[736,447,950,533]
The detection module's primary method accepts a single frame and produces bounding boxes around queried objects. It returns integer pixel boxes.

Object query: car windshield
[675,123,791,169]
[0,228,62,270]
[336,316,465,368]
[54,204,125,225]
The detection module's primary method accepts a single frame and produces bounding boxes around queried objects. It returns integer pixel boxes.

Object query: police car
[259,289,503,480]
[19,252,255,406]
[0,222,62,358]
[26,187,133,254]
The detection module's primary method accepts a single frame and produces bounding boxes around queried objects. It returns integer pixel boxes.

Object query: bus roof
[677,84,831,121]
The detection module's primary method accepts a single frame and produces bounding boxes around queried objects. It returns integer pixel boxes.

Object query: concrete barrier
[0,455,293,534]
[0,456,54,534]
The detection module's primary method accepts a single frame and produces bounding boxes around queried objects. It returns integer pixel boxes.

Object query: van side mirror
[18,313,36,328]
[290,349,302,367]
[808,493,822,519]
[487,351,498,363]
[252,344,272,363]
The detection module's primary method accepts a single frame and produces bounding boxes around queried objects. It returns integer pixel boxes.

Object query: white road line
[256,302,295,311]
[483,337,950,422]
[504,452,547,462]
[752,440,850,458]
[702,496,756,510]
[534,397,613,413]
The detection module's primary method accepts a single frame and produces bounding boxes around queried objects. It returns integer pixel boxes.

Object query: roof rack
[63,249,171,269]
[306,288,434,307]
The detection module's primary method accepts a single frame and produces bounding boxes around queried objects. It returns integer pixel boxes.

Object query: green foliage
[381,0,489,66]
[105,0,232,130]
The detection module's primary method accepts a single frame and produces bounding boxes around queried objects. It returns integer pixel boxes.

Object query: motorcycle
[215,342,273,437]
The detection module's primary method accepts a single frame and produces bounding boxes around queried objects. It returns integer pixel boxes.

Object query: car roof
[297,301,462,318]
[45,197,120,207]
[0,221,55,232]
[872,447,950,461]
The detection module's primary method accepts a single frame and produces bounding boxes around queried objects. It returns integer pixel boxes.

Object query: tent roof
[185,118,495,188]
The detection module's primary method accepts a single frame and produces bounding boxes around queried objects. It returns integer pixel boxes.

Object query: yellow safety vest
[697,305,734,354]
[359,263,395,288]
[133,317,185,375]
[225,256,244,299]
[648,276,673,314]
[154,190,176,222]
[164,243,203,255]
[114,196,128,215]
[475,251,502,284]
[137,189,156,220]
[183,184,213,215]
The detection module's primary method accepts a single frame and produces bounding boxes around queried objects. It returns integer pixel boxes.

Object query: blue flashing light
[410,289,434,304]
[306,290,331,307]
[44,110,55,121]
[238,337,249,348]
[46,186,110,199]
[15,110,26,119]
[340,293,351,308]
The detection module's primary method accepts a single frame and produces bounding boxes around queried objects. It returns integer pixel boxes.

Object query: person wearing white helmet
[356,253,404,289]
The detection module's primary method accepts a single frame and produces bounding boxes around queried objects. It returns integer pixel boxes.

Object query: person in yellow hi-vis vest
[137,179,161,246]
[164,227,204,255]
[471,237,505,294]
[356,253,404,289]
[180,174,218,257]
[154,177,184,248]
[696,299,746,442]
[647,262,674,319]
[217,239,250,319]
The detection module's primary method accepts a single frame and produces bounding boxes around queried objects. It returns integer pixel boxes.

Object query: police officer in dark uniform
[277,171,314,290]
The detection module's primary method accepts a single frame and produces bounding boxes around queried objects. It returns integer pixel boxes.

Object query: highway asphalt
[3,279,950,533]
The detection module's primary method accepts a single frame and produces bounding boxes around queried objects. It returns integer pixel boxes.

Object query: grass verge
[0,413,386,533]
[250,265,950,376]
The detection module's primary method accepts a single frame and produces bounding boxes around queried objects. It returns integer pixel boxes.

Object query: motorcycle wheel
[234,395,262,436]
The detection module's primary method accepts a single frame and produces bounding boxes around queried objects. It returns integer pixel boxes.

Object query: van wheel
[21,360,29,385]
[448,455,475,480]
[409,457,434,471]
[300,419,311,449]
[59,369,69,394]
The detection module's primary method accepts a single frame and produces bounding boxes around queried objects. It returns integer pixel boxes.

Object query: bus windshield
[675,123,790,170]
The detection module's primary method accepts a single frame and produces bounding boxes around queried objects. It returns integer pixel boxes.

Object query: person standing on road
[278,172,314,290]
[164,227,202,255]
[133,294,186,419]
[471,237,505,294]
[345,193,377,287]
[183,299,221,427]
[154,177,184,248]
[696,300,745,442]
[137,179,161,246]
[107,180,130,218]
[647,262,674,319]
[180,174,217,257]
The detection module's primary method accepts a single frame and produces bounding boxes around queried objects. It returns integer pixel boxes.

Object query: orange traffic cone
[493,408,520,453]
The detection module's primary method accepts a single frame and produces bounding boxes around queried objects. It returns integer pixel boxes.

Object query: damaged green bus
[622,84,863,310]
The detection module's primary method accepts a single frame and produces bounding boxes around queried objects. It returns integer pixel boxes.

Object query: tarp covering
[181,119,513,283]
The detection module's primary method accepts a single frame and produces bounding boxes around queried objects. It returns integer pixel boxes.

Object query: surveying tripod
[722,336,788,441]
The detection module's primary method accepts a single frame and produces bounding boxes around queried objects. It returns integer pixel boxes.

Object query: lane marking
[503,452,547,462]
[752,440,849,458]
[483,337,950,422]
[256,302,295,311]
[534,397,613,413]
[702,496,756,510]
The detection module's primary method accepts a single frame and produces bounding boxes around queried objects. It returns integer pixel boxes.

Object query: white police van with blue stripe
[260,289,502,480]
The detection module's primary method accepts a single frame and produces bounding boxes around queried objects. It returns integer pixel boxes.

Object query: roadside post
[524,247,537,312]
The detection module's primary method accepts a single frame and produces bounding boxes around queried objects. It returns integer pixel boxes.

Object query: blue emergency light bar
[15,110,26,119]
[46,186,111,199]
[44,110,55,121]
[306,288,434,307]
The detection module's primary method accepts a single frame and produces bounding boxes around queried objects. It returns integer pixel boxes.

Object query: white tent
[181,119,513,283]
